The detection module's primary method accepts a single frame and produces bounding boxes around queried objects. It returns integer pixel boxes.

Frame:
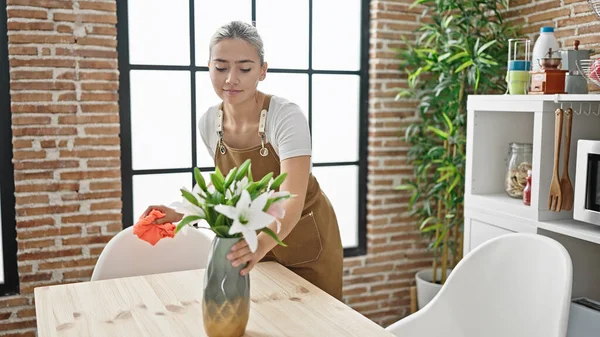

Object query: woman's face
[209,38,267,105]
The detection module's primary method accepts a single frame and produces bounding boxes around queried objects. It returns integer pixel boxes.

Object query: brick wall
[1,0,599,335]
[2,0,119,335]
[506,0,600,92]
[341,0,432,327]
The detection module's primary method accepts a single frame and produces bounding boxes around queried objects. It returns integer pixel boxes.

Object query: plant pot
[202,237,250,337]
[415,268,452,310]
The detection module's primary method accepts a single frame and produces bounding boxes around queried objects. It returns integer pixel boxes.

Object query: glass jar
[505,142,533,198]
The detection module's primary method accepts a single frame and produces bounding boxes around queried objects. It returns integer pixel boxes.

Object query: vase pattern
[202,237,250,337]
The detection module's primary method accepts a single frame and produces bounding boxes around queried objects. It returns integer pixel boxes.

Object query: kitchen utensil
[562,41,593,94]
[539,57,562,69]
[577,59,600,89]
[566,73,589,94]
[560,108,574,211]
[530,48,567,95]
[549,108,563,212]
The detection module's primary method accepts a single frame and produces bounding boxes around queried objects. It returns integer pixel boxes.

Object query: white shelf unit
[464,94,600,301]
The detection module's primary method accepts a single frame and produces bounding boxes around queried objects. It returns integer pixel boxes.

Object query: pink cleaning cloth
[133,210,176,246]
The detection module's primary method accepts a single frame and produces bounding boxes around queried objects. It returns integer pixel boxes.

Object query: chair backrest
[91,226,215,281]
[387,233,573,337]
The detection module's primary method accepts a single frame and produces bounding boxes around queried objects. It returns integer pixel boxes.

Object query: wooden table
[35,262,394,336]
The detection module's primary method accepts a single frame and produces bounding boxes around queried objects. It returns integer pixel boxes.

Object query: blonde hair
[209,21,264,65]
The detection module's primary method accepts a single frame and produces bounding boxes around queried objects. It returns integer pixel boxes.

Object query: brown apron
[213,95,343,300]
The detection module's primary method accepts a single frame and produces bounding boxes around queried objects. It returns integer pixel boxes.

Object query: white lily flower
[170,186,206,224]
[214,190,275,253]
[226,176,249,199]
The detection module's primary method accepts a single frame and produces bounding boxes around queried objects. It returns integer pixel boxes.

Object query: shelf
[469,94,600,103]
[538,219,600,245]
[465,193,535,221]
[466,193,600,246]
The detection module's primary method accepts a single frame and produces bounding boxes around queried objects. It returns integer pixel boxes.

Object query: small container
[532,26,560,72]
[523,170,532,206]
[505,143,533,198]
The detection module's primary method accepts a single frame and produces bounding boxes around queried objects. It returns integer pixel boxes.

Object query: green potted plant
[395,0,519,309]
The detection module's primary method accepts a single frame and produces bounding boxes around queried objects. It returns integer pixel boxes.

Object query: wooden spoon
[548,108,563,212]
[560,108,574,211]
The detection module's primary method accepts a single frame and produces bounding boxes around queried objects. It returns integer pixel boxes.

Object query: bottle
[531,26,560,72]
[523,170,532,206]
[505,143,533,198]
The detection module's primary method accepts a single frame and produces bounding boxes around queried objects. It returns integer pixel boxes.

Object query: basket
[589,0,600,19]
[577,59,600,89]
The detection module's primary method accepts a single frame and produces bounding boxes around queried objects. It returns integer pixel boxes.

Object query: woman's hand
[142,205,183,225]
[227,239,267,276]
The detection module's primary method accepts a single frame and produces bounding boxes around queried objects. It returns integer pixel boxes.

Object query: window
[0,0,20,295]
[117,0,369,256]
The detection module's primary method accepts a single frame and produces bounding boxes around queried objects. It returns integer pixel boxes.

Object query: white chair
[91,226,215,281]
[386,233,573,337]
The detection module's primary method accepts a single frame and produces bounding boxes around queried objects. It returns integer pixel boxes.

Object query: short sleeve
[198,108,216,159]
[272,103,312,161]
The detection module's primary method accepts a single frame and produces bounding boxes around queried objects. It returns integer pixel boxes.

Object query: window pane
[312,74,359,163]
[259,73,308,120]
[312,0,361,71]
[130,70,192,170]
[132,173,192,223]
[196,72,221,168]
[128,0,189,65]
[194,0,252,65]
[312,165,358,248]
[256,0,308,69]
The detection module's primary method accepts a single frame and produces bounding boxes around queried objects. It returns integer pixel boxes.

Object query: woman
[144,21,343,300]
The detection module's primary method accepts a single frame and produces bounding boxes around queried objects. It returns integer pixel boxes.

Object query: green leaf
[427,126,448,140]
[419,216,437,230]
[194,167,208,192]
[257,172,274,190]
[422,222,443,233]
[212,226,230,237]
[224,167,238,190]
[210,173,225,194]
[175,215,203,233]
[395,184,416,191]
[442,112,453,133]
[269,172,287,191]
[260,227,287,247]
[215,166,225,182]
[446,51,468,63]
[455,59,474,73]
[235,159,251,180]
[180,188,200,207]
[477,39,497,55]
[247,164,253,181]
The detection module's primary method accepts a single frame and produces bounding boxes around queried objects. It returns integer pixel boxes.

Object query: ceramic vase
[202,237,250,337]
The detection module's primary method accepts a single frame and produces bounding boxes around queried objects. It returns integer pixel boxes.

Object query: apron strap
[215,94,273,156]
[258,94,272,137]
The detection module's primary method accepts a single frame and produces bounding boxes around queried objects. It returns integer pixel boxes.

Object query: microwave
[574,140,600,226]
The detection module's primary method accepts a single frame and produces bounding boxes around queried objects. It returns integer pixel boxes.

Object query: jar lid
[510,142,533,148]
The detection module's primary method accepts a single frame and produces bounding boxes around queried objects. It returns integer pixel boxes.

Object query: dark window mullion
[189,0,198,182]
[308,0,313,137]
[0,0,19,296]
[133,167,215,175]
[116,0,134,228]
[129,64,360,76]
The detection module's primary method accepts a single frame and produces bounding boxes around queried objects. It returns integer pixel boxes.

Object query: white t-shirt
[198,95,312,166]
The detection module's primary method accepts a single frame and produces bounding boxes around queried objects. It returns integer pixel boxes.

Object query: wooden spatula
[560,108,574,211]
[548,108,563,212]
